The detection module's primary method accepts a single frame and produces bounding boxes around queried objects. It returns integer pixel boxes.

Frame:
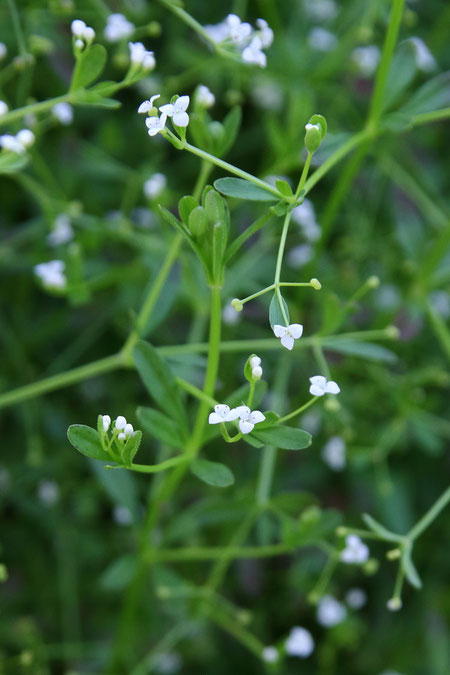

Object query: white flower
[204,21,230,44]
[0,100,8,117]
[47,214,74,247]
[16,129,35,148]
[322,436,346,471]
[138,94,160,114]
[52,102,74,125]
[0,42,7,60]
[287,244,314,268]
[308,27,337,52]
[285,626,315,658]
[117,419,134,441]
[235,406,266,434]
[340,535,369,564]
[101,414,111,432]
[144,172,166,199]
[159,95,190,127]
[304,0,338,21]
[83,26,95,42]
[352,45,381,76]
[309,375,340,396]
[146,113,167,136]
[291,199,321,242]
[37,480,60,506]
[105,13,134,42]
[317,595,347,627]
[222,301,240,325]
[128,41,155,70]
[226,14,253,44]
[256,19,273,48]
[0,134,26,154]
[34,260,67,289]
[242,36,266,67]
[196,84,215,108]
[261,646,278,663]
[273,323,303,351]
[113,505,133,526]
[408,37,436,72]
[208,404,240,425]
[345,587,367,610]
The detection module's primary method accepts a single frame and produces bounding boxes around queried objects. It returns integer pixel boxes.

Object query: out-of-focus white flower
[262,646,279,662]
[113,505,133,526]
[251,81,283,111]
[144,173,167,199]
[195,84,215,108]
[287,244,314,268]
[345,587,367,609]
[340,535,369,564]
[0,134,25,154]
[291,198,321,242]
[308,27,338,52]
[0,42,7,60]
[16,129,35,148]
[285,626,315,658]
[309,376,340,396]
[322,436,346,470]
[52,101,74,125]
[104,13,134,42]
[386,597,402,612]
[129,41,155,70]
[34,260,67,289]
[37,480,60,506]
[429,290,450,318]
[352,45,381,76]
[317,595,347,627]
[301,409,321,434]
[155,652,181,674]
[222,300,240,325]
[226,14,253,44]
[304,0,338,21]
[408,37,436,71]
[71,19,95,44]
[204,21,230,44]
[242,36,266,67]
[235,406,266,434]
[256,18,274,48]
[0,100,8,117]
[47,214,74,247]
[159,95,190,127]
[273,323,303,351]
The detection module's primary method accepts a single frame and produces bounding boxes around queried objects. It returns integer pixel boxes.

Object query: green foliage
[214,177,278,201]
[190,459,235,487]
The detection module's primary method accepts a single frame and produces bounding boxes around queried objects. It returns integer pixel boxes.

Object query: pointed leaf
[219,106,242,156]
[137,407,185,448]
[214,177,278,202]
[178,195,198,225]
[67,424,111,461]
[253,425,312,450]
[275,179,293,197]
[190,459,235,488]
[121,430,142,466]
[269,292,290,329]
[402,548,423,589]
[362,513,401,542]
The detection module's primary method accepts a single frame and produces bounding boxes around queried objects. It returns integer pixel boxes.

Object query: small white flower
[159,95,190,127]
[208,404,240,425]
[235,405,266,434]
[82,26,95,43]
[340,535,369,564]
[129,41,155,70]
[252,365,263,379]
[37,480,60,506]
[408,37,436,72]
[0,134,26,154]
[101,414,111,431]
[75,38,84,50]
[115,415,127,430]
[144,172,167,199]
[249,355,261,369]
[256,18,273,48]
[138,94,160,114]
[261,646,278,663]
[285,626,315,658]
[204,21,230,44]
[47,214,74,247]
[322,436,346,471]
[304,0,338,21]
[291,199,321,242]
[52,102,74,125]
[34,260,67,289]
[113,505,133,526]
[242,36,267,67]
[352,45,381,76]
[71,19,87,37]
[308,27,338,52]
[0,100,8,117]
[0,42,7,60]
[16,129,35,148]
[104,13,134,42]
[124,423,134,436]
[146,113,167,136]
[287,244,314,268]
[345,587,367,610]
[273,323,303,351]
[196,84,215,108]
[309,375,340,396]
[226,14,253,44]
[222,301,240,325]
[317,595,347,627]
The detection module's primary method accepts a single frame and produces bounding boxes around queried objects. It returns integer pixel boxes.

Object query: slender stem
[408,485,450,541]
[411,107,450,127]
[274,210,291,285]
[7,0,27,57]
[224,210,273,263]
[0,94,71,127]
[425,300,450,363]
[146,542,294,563]
[192,160,213,201]
[157,0,221,50]
[294,151,312,200]
[203,603,265,659]
[239,284,275,305]
[309,553,338,601]
[120,456,189,474]
[256,446,277,505]
[176,377,218,407]
[278,396,318,424]
[313,342,331,379]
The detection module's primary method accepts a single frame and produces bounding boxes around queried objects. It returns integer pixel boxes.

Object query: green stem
[203,603,265,659]
[224,210,273,263]
[193,159,213,201]
[313,342,331,379]
[146,541,295,563]
[425,300,450,363]
[7,0,27,57]
[310,552,338,602]
[411,107,450,127]
[256,446,277,505]
[408,485,450,541]
[278,396,318,425]
[120,456,189,474]
[176,377,218,407]
[294,151,312,200]
[0,94,71,127]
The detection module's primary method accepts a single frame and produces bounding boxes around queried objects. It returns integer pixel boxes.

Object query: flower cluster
[340,535,370,564]
[128,41,156,71]
[317,595,347,627]
[47,214,74,247]
[204,14,273,68]
[249,355,262,380]
[138,94,190,137]
[71,19,95,49]
[208,404,265,435]
[104,13,134,42]
[34,260,66,290]
[103,414,135,441]
[0,129,35,154]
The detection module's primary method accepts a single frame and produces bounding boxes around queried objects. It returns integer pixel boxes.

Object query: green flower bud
[304,123,322,153]
[231,298,243,312]
[310,277,322,290]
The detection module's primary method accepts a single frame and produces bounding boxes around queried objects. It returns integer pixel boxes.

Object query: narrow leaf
[322,340,398,363]
[214,177,278,202]
[190,459,235,488]
[137,407,185,448]
[402,549,423,589]
[121,430,142,466]
[219,106,242,156]
[269,292,290,329]
[362,513,401,542]
[253,425,312,450]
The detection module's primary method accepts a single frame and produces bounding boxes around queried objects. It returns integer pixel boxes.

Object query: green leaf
[322,339,398,363]
[91,460,139,516]
[275,179,293,197]
[282,508,342,547]
[188,205,208,238]
[190,459,235,488]
[319,292,342,335]
[270,200,289,217]
[0,152,29,174]
[255,411,280,429]
[269,292,290,329]
[241,434,264,448]
[100,554,137,591]
[362,513,401,542]
[75,90,121,109]
[214,177,278,202]
[219,106,242,156]
[383,40,417,112]
[121,430,142,466]
[399,71,450,117]
[402,548,422,589]
[137,407,185,448]
[67,424,111,461]
[253,425,312,450]
[76,44,107,88]
[133,341,188,431]
[178,195,198,225]
[212,221,228,281]
[204,188,229,227]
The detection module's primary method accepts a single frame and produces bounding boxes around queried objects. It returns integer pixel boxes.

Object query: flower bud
[231,298,243,312]
[309,277,321,290]
[387,597,402,611]
[252,365,263,380]
[304,123,322,153]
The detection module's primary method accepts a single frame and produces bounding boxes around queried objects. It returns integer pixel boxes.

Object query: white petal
[310,384,325,396]
[214,404,230,417]
[250,410,265,424]
[175,95,189,112]
[137,100,152,113]
[249,356,261,368]
[149,94,160,108]
[159,103,174,116]
[208,412,223,424]
[235,405,250,419]
[118,432,126,441]
[173,111,189,127]
[239,420,254,434]
[115,416,126,430]
[289,323,303,339]
[280,334,294,350]
[224,408,240,421]
[326,380,340,394]
[124,423,134,436]
[309,375,326,388]
[273,324,287,338]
